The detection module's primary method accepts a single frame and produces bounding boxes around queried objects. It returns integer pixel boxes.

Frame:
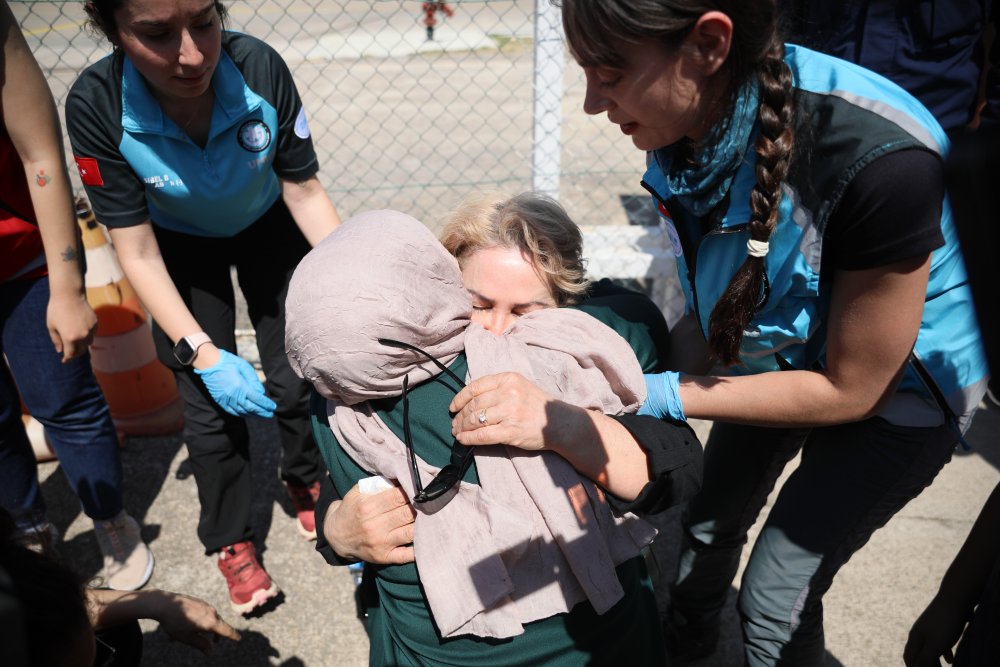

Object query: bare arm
[86,588,240,654]
[107,223,221,369]
[1,2,95,360]
[280,175,341,246]
[545,406,653,500]
[679,255,930,426]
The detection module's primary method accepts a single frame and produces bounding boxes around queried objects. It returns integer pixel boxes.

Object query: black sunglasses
[378,338,475,504]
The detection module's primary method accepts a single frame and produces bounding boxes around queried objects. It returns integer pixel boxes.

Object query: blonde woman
[314,192,692,567]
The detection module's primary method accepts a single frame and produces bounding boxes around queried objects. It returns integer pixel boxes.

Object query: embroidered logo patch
[294,106,311,139]
[657,201,683,258]
[74,156,104,186]
[237,120,271,153]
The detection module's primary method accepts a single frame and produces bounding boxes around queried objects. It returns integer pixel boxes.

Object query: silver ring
[477,409,488,425]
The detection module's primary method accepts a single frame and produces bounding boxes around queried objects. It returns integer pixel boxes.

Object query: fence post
[532,0,564,199]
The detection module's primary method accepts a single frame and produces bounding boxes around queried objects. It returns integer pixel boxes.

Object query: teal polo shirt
[67,32,319,238]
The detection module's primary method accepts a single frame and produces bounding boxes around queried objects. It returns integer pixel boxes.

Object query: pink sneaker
[286,480,321,540]
[93,511,154,591]
[218,541,279,615]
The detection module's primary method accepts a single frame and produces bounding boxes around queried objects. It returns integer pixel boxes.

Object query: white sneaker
[93,511,154,591]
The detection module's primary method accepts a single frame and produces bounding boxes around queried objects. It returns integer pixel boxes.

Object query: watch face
[173,338,197,366]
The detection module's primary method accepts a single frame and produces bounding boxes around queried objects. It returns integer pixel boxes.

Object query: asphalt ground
[37,395,1000,666]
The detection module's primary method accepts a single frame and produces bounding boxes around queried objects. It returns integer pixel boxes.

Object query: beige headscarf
[286,210,655,639]
[286,209,470,404]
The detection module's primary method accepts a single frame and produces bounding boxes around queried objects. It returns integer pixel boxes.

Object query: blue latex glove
[637,372,686,421]
[194,349,277,418]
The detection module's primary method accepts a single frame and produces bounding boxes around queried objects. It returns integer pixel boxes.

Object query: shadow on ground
[141,627,304,667]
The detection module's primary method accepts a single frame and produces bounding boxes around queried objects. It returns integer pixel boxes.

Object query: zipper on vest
[908,351,972,451]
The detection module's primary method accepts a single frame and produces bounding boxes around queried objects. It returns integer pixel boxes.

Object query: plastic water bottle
[348,561,364,587]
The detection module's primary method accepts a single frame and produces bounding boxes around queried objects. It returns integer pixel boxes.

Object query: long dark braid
[707,38,795,365]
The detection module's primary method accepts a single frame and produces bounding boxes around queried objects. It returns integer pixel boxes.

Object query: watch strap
[184,332,213,351]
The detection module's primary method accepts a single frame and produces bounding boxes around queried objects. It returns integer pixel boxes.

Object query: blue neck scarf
[654,79,760,218]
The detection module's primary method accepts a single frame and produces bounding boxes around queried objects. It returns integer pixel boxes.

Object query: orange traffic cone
[77,197,184,438]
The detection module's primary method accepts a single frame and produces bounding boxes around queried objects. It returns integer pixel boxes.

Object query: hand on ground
[154,591,241,654]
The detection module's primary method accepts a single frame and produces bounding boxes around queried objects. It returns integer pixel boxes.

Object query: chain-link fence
[15,0,684,323]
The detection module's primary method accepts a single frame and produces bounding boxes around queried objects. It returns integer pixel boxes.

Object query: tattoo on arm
[35,170,51,187]
[60,246,79,263]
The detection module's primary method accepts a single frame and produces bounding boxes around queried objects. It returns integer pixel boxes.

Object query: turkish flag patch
[74,156,104,186]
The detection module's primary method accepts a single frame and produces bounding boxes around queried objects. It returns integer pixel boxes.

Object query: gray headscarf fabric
[285,210,655,639]
[286,209,470,404]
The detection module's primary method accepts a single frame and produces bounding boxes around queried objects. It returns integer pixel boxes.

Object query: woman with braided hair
[448,2,989,664]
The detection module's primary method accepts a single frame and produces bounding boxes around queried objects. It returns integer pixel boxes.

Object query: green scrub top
[312,292,669,666]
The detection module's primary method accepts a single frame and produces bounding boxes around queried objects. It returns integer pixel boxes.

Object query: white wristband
[358,475,394,495]
[186,332,213,350]
[747,239,770,258]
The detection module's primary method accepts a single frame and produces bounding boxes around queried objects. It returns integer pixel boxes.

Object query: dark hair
[84,0,229,44]
[0,511,90,667]
[559,0,795,365]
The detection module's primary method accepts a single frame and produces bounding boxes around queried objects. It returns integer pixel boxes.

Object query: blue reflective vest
[641,45,988,428]
[67,32,319,237]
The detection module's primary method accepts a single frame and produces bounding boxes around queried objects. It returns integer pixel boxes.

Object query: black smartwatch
[172,332,212,366]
